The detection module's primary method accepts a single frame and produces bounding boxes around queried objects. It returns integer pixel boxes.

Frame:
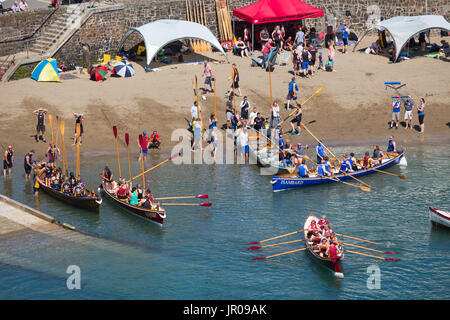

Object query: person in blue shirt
[342,22,350,54]
[387,135,396,153]
[286,77,299,110]
[339,155,349,173]
[297,158,310,178]
[317,159,332,177]
[316,140,325,164]
[391,97,402,129]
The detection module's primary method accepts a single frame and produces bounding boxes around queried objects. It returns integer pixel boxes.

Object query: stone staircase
[0,1,123,82]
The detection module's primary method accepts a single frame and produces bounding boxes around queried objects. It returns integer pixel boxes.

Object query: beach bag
[326,60,334,71]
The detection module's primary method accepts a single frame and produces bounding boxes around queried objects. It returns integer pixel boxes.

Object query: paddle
[279,87,323,126]
[346,250,399,261]
[317,174,371,191]
[231,67,236,114]
[247,239,305,250]
[161,202,212,207]
[138,134,146,190]
[268,60,273,108]
[112,126,122,179]
[335,233,379,245]
[342,242,394,254]
[300,122,376,190]
[125,133,131,182]
[55,116,59,164]
[252,247,307,260]
[303,155,376,190]
[372,168,406,179]
[130,152,182,182]
[49,114,54,155]
[75,123,80,180]
[155,194,208,200]
[213,77,216,117]
[60,121,68,176]
[247,229,304,245]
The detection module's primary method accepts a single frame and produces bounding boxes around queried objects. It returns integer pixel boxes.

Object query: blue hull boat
[271,152,405,192]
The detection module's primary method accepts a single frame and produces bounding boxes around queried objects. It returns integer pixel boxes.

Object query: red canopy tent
[233,0,324,50]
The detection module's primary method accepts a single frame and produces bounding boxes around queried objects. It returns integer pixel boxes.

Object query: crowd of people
[306,216,343,259]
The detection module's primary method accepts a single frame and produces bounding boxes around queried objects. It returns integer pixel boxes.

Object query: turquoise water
[0,144,449,299]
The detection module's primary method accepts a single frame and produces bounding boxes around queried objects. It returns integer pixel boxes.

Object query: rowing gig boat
[99,183,166,226]
[271,151,405,192]
[304,214,344,278]
[247,128,296,174]
[36,176,101,213]
[429,207,450,229]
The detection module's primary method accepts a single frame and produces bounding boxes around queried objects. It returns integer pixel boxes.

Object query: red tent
[233,0,324,25]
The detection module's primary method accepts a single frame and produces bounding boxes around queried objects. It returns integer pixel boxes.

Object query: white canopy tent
[118,19,228,66]
[356,15,450,62]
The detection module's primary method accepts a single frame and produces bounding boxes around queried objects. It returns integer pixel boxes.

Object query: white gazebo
[118,19,228,66]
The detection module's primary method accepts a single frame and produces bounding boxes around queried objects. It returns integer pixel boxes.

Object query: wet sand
[0,35,449,161]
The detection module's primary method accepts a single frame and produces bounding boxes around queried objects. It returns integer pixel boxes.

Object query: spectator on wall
[19,0,29,11]
[11,1,20,12]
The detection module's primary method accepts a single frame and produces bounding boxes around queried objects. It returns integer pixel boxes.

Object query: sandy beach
[1,35,449,160]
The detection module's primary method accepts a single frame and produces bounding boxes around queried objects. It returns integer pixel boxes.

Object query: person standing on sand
[271,101,280,129]
[286,77,299,110]
[403,96,414,130]
[73,113,84,145]
[341,22,350,54]
[417,98,425,133]
[3,145,14,177]
[202,61,213,93]
[33,107,48,142]
[227,63,241,97]
[290,103,302,136]
[390,97,402,129]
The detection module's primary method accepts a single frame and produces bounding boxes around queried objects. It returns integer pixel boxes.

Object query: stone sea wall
[1,0,449,64]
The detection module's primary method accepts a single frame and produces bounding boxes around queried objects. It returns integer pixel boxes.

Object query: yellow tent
[31,58,61,82]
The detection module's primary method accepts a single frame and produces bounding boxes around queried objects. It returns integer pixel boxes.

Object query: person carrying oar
[138,131,150,163]
[316,139,326,164]
[289,103,302,136]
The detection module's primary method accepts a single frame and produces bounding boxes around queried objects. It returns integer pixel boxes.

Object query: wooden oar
[213,77,216,116]
[161,202,212,207]
[130,152,181,182]
[279,87,323,125]
[252,247,307,260]
[268,60,273,108]
[112,126,122,179]
[342,242,394,254]
[201,0,211,51]
[125,133,131,183]
[60,120,68,175]
[155,194,208,200]
[49,114,54,154]
[317,174,371,192]
[55,116,59,164]
[75,123,80,180]
[247,229,304,245]
[138,134,146,190]
[248,239,305,250]
[303,155,376,190]
[346,250,399,261]
[231,67,236,114]
[336,233,379,245]
[372,168,406,179]
[195,75,202,126]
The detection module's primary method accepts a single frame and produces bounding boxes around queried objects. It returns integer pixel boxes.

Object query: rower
[117,181,129,200]
[62,178,71,195]
[317,159,332,177]
[44,163,53,186]
[296,158,310,178]
[318,215,329,230]
[307,219,320,238]
[349,153,358,171]
[326,239,338,260]
[339,155,349,173]
[101,165,113,191]
[73,182,84,197]
[68,172,77,190]
[318,238,329,257]
[129,187,139,205]
[363,152,372,169]
[372,145,383,165]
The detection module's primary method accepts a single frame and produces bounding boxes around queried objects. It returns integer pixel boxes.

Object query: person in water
[73,113,84,145]
[33,107,48,142]
[101,165,113,191]
[3,145,14,177]
[46,143,60,164]
[24,149,34,179]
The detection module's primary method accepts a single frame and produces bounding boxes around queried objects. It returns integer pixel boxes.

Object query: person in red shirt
[326,240,338,262]
[138,131,150,162]
[149,130,161,149]
[262,39,275,68]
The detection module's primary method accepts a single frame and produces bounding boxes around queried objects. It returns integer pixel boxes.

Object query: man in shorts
[225,96,234,129]
[138,131,150,162]
[286,77,298,110]
[342,22,350,54]
[24,149,34,180]
[3,145,14,177]
[33,107,48,142]
[301,47,310,78]
[202,61,213,93]
[290,103,303,136]
[390,97,402,129]
[403,96,414,130]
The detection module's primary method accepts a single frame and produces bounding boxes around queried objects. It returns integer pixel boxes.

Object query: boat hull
[99,184,165,226]
[304,214,344,278]
[37,177,101,213]
[272,152,404,192]
[429,207,450,229]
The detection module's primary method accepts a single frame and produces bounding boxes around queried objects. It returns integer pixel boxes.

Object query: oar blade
[385,258,399,262]
[247,241,260,245]
[384,252,395,255]
[399,175,407,179]
[125,133,129,146]
[196,194,209,199]
[200,202,212,207]
[252,257,266,261]
[361,186,371,192]
[113,126,118,138]
[247,246,261,251]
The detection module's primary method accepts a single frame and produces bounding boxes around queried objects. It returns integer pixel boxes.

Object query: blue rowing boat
[271,152,405,192]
